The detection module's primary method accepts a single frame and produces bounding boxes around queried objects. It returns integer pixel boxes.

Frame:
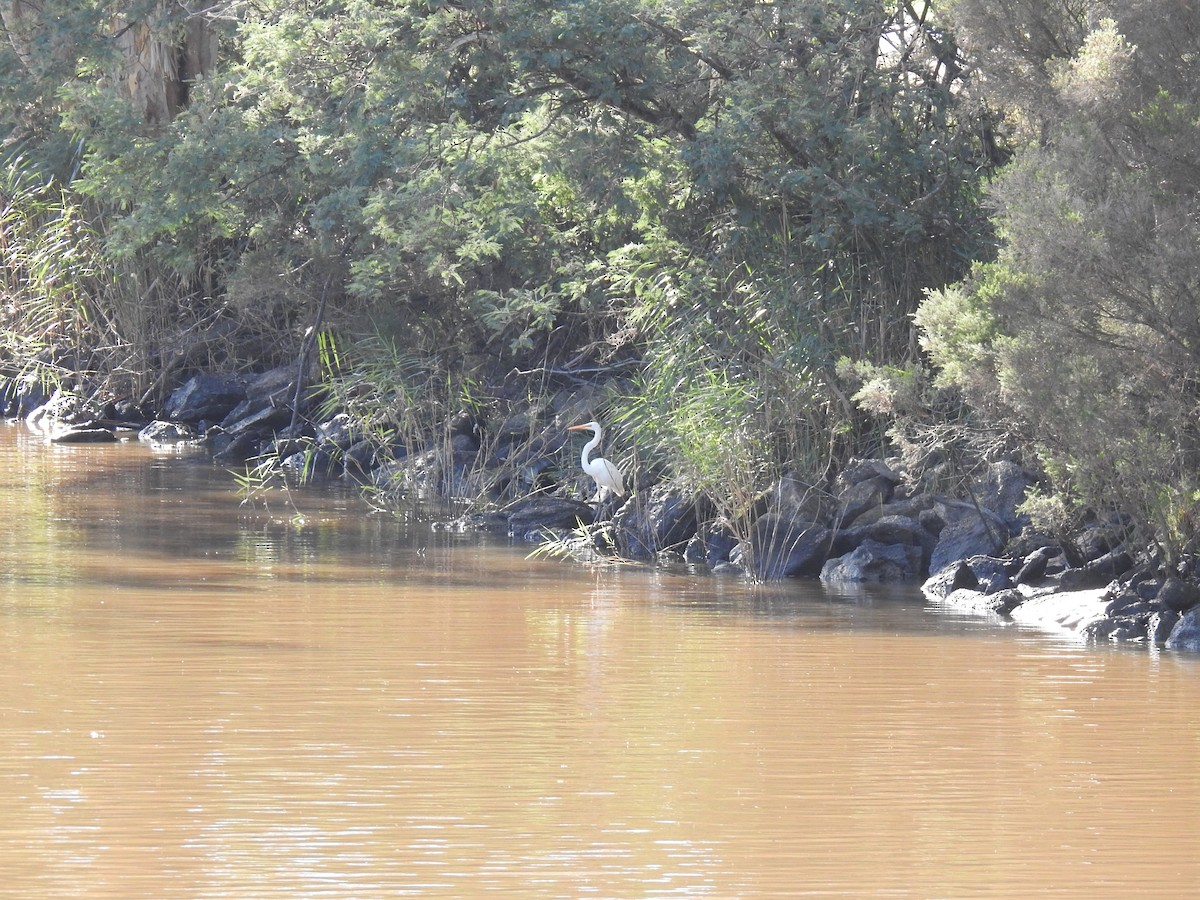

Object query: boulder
[502,496,595,537]
[927,461,1033,574]
[928,506,1008,576]
[138,420,198,444]
[220,402,293,437]
[829,514,935,566]
[1057,548,1133,590]
[48,426,118,444]
[748,514,830,579]
[820,539,923,583]
[165,374,246,423]
[684,523,739,569]
[1014,545,1056,585]
[1157,576,1200,613]
[937,586,1025,617]
[832,459,902,527]
[613,486,707,560]
[13,375,49,419]
[1165,606,1200,651]
[924,554,1016,599]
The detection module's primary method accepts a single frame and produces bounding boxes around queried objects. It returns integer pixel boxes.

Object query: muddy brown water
[0,424,1197,898]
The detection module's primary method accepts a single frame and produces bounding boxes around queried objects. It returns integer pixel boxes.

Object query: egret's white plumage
[568,421,626,497]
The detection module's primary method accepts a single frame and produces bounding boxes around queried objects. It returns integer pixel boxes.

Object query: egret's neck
[580,429,601,466]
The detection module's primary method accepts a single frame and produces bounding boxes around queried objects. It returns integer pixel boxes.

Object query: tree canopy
[4,0,1199,557]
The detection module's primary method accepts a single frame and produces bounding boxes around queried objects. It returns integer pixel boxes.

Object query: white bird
[568,421,626,498]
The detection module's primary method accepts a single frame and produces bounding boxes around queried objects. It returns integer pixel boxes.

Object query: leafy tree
[921,2,1200,559]
[0,1,994,500]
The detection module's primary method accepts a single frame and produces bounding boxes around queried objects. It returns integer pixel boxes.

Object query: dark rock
[1084,617,1147,643]
[770,471,830,526]
[835,475,895,528]
[749,514,831,579]
[711,561,746,577]
[48,426,118,444]
[922,559,976,600]
[924,555,1017,600]
[211,430,261,464]
[221,402,293,437]
[14,376,49,419]
[917,506,946,537]
[138,420,198,444]
[496,496,595,535]
[984,589,1025,616]
[1149,610,1180,645]
[450,431,480,453]
[1157,576,1200,613]
[939,586,1023,617]
[165,374,246,423]
[1014,545,1055,585]
[111,399,150,427]
[820,540,923,583]
[614,486,707,560]
[1073,518,1133,564]
[977,460,1033,529]
[851,494,936,529]
[1058,549,1134,590]
[1166,607,1200,650]
[969,555,1017,588]
[316,414,362,451]
[245,365,298,405]
[342,440,378,480]
[684,523,739,569]
[830,514,934,567]
[928,505,1007,575]
[1104,594,1162,620]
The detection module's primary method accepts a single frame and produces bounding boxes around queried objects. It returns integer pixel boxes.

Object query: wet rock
[769,472,831,528]
[938,586,1024,617]
[850,494,936,530]
[469,496,594,537]
[829,514,935,571]
[1157,576,1200,613]
[211,430,261,464]
[928,507,1007,576]
[749,514,830,579]
[13,375,49,419]
[820,540,923,583]
[48,426,118,444]
[165,374,246,423]
[1058,548,1133,590]
[1165,607,1200,651]
[684,523,739,569]
[613,486,707,560]
[341,440,379,481]
[138,420,198,444]
[315,414,362,451]
[1149,610,1180,645]
[247,365,299,405]
[833,459,901,527]
[1008,588,1110,634]
[1014,546,1055,585]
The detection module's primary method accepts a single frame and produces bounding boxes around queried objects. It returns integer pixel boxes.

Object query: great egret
[568,421,626,497]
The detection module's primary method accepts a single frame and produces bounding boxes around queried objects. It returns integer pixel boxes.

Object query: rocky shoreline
[7,365,1200,653]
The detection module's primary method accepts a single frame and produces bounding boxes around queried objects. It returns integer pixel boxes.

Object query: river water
[0,423,1197,898]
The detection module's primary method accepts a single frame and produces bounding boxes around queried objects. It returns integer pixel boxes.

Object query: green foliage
[0,0,997,514]
[0,157,119,388]
[921,2,1200,561]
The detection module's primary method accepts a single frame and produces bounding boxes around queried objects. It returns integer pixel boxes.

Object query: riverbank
[7,365,1200,654]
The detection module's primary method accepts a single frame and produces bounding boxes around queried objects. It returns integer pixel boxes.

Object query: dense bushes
[919,2,1200,561]
[7,1,1199,563]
